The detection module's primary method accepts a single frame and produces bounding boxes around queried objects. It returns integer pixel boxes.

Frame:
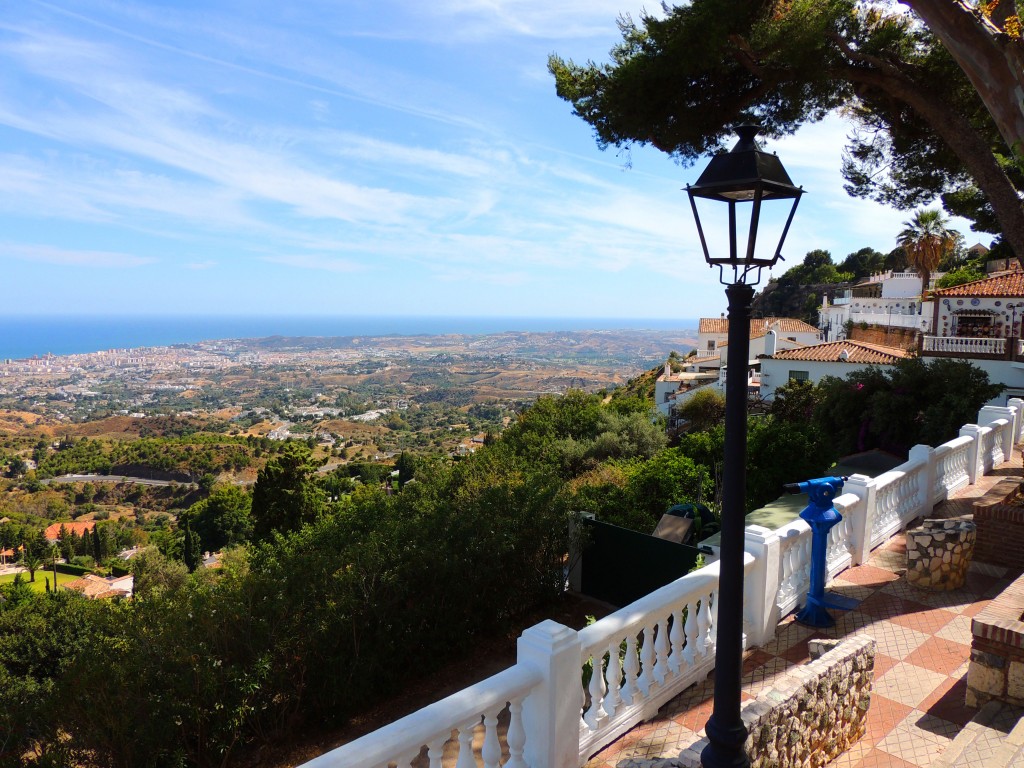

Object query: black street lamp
[686,125,803,768]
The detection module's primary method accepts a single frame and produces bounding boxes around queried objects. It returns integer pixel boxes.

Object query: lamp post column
[701,281,754,768]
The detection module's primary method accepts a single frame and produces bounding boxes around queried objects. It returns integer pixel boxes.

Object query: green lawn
[0,569,82,592]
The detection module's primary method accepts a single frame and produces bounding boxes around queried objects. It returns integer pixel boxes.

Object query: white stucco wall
[759,359,894,400]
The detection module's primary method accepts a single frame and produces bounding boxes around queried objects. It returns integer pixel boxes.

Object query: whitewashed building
[759,337,909,399]
[923,270,1024,402]
[819,270,939,341]
[655,317,819,416]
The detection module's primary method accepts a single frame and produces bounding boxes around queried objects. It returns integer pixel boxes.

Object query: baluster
[427,736,445,768]
[669,605,684,675]
[621,634,639,706]
[653,617,670,685]
[604,638,621,716]
[783,545,796,595]
[399,750,421,768]
[455,718,479,768]
[506,698,527,768]
[682,601,697,666]
[708,590,719,649]
[696,595,712,657]
[638,625,655,696]
[481,708,501,768]
[584,650,607,729]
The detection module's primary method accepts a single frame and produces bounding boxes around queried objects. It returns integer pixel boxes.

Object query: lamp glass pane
[690,192,796,267]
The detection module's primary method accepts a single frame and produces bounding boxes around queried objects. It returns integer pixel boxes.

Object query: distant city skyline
[0,1,979,319]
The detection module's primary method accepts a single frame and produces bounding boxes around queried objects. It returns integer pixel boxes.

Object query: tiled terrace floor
[586,464,1021,768]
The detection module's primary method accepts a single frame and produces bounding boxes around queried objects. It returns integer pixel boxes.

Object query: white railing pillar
[517,620,581,768]
[1008,398,1024,444]
[843,474,876,565]
[979,406,1015,462]
[743,525,781,648]
[909,444,935,513]
[959,424,983,484]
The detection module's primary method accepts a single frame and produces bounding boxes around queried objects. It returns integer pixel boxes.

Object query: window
[788,370,810,382]
[707,340,716,351]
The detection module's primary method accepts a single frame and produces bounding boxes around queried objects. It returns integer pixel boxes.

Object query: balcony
[923,336,1008,357]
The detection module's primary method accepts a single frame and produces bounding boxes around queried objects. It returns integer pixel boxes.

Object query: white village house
[655,317,819,416]
[759,337,909,398]
[922,270,1024,402]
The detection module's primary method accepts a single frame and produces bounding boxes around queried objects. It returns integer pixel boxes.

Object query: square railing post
[959,424,983,485]
[743,525,781,648]
[517,620,581,768]
[909,444,935,514]
[1008,398,1024,444]
[978,406,1015,463]
[843,474,876,565]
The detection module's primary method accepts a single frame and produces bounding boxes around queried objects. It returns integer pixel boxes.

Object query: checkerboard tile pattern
[584,495,1015,768]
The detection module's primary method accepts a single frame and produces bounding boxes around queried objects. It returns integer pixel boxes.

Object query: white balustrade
[933,436,972,501]
[302,402,1022,768]
[981,427,997,473]
[775,521,812,617]
[577,565,724,760]
[923,336,1007,355]
[870,459,925,548]
[825,496,857,578]
[300,665,542,768]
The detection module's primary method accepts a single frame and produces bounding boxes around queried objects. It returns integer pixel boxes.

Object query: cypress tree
[183,521,201,573]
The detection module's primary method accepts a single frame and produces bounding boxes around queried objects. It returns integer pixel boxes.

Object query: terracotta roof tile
[64,574,132,600]
[931,272,1024,298]
[44,521,96,541]
[698,317,819,335]
[768,340,908,364]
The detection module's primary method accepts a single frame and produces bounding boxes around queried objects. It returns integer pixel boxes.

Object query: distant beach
[0,315,699,361]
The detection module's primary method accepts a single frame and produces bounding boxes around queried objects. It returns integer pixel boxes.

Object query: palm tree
[897,209,961,300]
[21,548,41,583]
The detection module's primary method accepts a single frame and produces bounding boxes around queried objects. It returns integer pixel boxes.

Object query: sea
[0,315,700,361]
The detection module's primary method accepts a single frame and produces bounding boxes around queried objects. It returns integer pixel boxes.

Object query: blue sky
[0,1,980,319]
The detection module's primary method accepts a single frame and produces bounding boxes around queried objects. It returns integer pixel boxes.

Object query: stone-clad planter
[906,519,977,591]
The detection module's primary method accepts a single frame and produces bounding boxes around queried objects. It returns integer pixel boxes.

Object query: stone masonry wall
[968,572,1024,708]
[738,635,876,768]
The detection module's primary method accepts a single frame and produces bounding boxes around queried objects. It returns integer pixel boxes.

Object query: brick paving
[584,461,1021,768]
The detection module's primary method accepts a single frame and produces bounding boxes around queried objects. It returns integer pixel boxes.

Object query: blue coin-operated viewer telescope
[784,476,859,627]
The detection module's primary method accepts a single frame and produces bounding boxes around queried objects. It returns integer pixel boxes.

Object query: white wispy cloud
[262,254,365,273]
[403,0,661,40]
[2,243,155,267]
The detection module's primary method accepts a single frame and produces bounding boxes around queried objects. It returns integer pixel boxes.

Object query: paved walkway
[586,463,1021,768]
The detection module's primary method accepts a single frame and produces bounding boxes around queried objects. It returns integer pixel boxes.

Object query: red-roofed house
[44,520,96,543]
[760,339,909,399]
[63,573,133,600]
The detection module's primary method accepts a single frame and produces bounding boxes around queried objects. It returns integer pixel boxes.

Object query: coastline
[0,315,700,361]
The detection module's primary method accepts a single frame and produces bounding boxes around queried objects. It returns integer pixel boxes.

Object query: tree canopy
[897,208,961,295]
[549,0,1024,261]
